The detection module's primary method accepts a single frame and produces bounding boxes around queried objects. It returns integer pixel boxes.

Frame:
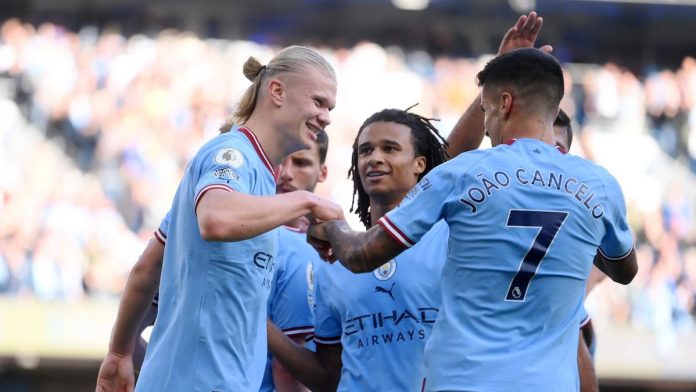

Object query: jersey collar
[238,126,275,175]
[503,138,567,155]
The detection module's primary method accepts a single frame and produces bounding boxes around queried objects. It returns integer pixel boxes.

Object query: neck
[369,193,406,228]
[496,115,555,147]
[243,116,282,166]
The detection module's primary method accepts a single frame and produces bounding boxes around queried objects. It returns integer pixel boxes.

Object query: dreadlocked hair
[348,105,450,229]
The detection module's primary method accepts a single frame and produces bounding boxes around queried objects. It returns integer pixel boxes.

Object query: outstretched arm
[197,189,344,241]
[96,238,164,392]
[307,221,404,273]
[593,248,637,285]
[446,11,552,157]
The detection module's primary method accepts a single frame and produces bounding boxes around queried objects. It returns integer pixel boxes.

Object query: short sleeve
[598,175,634,260]
[312,267,341,345]
[154,211,171,245]
[193,142,256,210]
[379,163,457,248]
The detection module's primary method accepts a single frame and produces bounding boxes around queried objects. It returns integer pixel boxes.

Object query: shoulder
[571,157,623,196]
[448,147,497,167]
[439,147,503,179]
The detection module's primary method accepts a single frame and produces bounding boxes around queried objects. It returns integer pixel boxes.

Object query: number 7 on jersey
[505,210,568,302]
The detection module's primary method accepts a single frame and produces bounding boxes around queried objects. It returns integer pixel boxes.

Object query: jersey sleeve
[312,267,341,345]
[578,305,590,328]
[379,163,457,248]
[154,210,171,245]
[598,175,634,260]
[193,141,256,211]
[268,256,314,337]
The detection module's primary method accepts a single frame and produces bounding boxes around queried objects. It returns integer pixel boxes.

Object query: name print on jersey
[459,168,605,218]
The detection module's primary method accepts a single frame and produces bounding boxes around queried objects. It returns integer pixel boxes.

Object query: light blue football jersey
[136,126,278,392]
[259,226,318,392]
[154,210,170,247]
[379,139,634,392]
[314,220,448,391]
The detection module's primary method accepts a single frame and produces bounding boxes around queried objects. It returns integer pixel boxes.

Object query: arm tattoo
[326,222,404,273]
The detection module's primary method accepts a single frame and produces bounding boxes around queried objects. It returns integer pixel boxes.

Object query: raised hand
[498,11,552,55]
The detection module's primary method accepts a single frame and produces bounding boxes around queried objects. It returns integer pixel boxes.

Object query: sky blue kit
[380,139,633,391]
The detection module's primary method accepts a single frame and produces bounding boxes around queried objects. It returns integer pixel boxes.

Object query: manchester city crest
[373,259,397,281]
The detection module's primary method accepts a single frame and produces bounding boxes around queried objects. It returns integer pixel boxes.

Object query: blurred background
[0,0,694,391]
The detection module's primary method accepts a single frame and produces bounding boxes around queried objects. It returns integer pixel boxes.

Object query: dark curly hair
[348,106,450,228]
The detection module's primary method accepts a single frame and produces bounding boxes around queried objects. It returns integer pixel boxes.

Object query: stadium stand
[0,12,694,391]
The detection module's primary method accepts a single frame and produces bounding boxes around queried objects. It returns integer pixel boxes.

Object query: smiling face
[356,121,426,203]
[276,143,327,194]
[279,69,336,151]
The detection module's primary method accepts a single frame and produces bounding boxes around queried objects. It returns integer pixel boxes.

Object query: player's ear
[268,79,285,107]
[318,164,328,183]
[500,91,513,119]
[413,156,426,175]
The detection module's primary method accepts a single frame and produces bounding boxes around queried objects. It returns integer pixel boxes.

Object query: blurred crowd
[0,18,694,354]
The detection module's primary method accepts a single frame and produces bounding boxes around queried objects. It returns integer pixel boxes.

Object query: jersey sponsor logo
[253,252,275,289]
[212,167,240,182]
[374,282,396,300]
[215,147,244,168]
[344,307,438,336]
[373,259,397,281]
[355,329,427,349]
[343,307,439,349]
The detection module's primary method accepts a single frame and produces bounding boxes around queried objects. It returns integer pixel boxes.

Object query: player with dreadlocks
[348,106,450,228]
[267,106,452,391]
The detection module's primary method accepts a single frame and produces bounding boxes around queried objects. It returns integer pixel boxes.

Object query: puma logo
[375,282,396,300]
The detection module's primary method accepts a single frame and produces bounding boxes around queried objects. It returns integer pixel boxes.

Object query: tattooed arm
[307,221,404,273]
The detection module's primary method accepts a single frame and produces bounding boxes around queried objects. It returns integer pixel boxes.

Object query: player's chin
[363,184,391,198]
[298,137,314,151]
[304,127,318,144]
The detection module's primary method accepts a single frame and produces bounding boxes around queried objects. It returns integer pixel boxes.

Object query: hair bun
[242,56,265,82]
